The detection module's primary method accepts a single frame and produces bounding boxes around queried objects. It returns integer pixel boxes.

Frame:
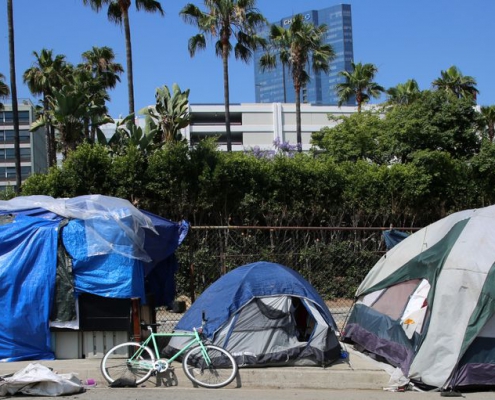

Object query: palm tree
[79,46,123,90]
[386,79,421,106]
[69,66,114,143]
[180,0,267,152]
[7,0,21,193]
[78,46,123,140]
[259,14,334,151]
[30,84,88,159]
[0,73,9,110]
[23,49,69,167]
[479,105,495,142]
[336,62,384,113]
[82,0,164,116]
[432,65,479,100]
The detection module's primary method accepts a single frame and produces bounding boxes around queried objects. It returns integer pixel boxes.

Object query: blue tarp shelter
[0,195,188,362]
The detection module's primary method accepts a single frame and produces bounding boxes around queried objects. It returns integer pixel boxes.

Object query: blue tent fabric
[176,261,337,338]
[0,196,188,361]
[0,215,59,361]
[383,229,409,250]
[63,219,146,300]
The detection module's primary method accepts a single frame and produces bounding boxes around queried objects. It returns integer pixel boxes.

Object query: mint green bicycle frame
[129,327,211,369]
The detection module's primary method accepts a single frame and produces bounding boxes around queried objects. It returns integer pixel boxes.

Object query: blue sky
[1,0,493,118]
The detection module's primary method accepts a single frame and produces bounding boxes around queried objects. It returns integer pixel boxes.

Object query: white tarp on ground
[0,363,84,396]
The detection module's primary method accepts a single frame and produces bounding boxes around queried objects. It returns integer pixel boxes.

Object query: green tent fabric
[343,205,495,390]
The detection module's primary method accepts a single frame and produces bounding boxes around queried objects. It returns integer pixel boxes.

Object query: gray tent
[343,205,495,390]
[167,262,342,367]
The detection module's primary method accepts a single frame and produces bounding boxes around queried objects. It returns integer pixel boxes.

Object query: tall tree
[78,46,123,140]
[0,73,9,110]
[30,84,88,159]
[83,0,164,116]
[336,62,384,113]
[180,0,267,152]
[259,14,334,151]
[23,49,68,167]
[7,0,21,193]
[479,105,495,143]
[386,79,421,106]
[432,65,479,100]
[79,46,123,90]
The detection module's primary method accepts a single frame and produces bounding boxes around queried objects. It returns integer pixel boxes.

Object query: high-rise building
[0,100,48,191]
[254,4,354,106]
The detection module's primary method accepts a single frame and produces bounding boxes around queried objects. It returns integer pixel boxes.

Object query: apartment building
[0,101,48,191]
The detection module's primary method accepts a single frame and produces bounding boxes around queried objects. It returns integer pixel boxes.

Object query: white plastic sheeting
[0,363,84,396]
[0,194,157,262]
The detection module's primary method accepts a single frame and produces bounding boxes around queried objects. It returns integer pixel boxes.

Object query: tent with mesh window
[342,205,495,391]
[165,261,342,367]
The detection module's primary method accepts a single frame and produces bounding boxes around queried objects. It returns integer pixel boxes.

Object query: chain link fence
[157,226,415,331]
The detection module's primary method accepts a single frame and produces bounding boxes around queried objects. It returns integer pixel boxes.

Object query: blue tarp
[0,215,59,361]
[383,229,409,250]
[0,195,188,362]
[176,261,337,338]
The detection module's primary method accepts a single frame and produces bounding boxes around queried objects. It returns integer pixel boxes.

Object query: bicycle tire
[100,342,155,385]
[182,344,238,389]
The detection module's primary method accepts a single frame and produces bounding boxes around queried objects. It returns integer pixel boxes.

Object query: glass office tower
[254,4,354,105]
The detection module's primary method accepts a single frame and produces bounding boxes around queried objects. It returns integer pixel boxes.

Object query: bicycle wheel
[182,344,238,388]
[100,342,155,385]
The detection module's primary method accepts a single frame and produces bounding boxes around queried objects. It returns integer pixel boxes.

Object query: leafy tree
[471,141,495,205]
[386,79,421,106]
[259,14,334,151]
[312,111,386,163]
[83,0,164,115]
[139,83,191,144]
[22,143,112,197]
[479,105,495,142]
[109,145,147,206]
[180,0,267,151]
[23,49,69,166]
[383,90,481,162]
[7,0,21,192]
[0,73,9,110]
[432,65,479,100]
[336,62,384,112]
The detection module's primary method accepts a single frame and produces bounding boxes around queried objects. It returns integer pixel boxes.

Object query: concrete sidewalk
[0,346,391,390]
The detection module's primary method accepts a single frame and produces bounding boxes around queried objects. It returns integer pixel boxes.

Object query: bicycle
[100,313,238,389]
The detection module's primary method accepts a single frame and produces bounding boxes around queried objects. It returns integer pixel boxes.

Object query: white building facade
[184,103,360,152]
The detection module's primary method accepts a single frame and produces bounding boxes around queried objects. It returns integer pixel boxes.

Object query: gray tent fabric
[343,205,495,390]
[166,262,342,367]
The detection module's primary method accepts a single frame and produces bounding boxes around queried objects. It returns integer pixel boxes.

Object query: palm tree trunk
[123,11,135,117]
[42,95,53,167]
[7,0,21,193]
[222,44,232,152]
[294,82,302,152]
[50,124,57,166]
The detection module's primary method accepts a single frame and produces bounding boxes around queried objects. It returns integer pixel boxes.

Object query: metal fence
[156,226,414,331]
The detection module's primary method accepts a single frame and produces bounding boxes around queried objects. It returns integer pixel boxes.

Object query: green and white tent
[342,205,495,390]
